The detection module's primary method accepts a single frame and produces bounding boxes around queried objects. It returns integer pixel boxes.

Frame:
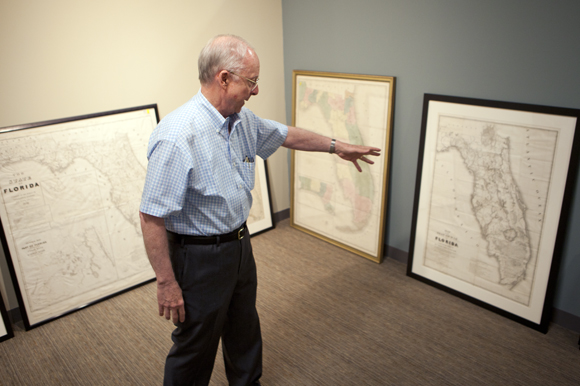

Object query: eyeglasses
[228,70,259,92]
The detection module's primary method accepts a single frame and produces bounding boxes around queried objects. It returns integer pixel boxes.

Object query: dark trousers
[163,234,262,386]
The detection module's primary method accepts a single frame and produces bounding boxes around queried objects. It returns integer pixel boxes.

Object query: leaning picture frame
[0,105,159,329]
[247,156,275,237]
[407,94,580,333]
[290,70,395,263]
[0,293,14,342]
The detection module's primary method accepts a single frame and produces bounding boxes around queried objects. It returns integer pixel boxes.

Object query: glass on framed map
[0,105,159,329]
[290,71,395,263]
[247,156,275,237]
[407,94,580,333]
[0,292,13,342]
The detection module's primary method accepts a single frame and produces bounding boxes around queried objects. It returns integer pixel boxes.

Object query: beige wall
[0,0,288,309]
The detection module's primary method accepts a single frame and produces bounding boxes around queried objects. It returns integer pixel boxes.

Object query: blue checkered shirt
[140,91,288,236]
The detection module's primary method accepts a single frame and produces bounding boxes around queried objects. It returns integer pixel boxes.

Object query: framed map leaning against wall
[407,94,580,333]
[246,156,275,237]
[291,71,395,263]
[0,106,159,329]
[1,293,14,342]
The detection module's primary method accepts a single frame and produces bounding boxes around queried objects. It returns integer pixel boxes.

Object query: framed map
[407,94,580,333]
[0,293,13,342]
[247,156,275,237]
[0,105,159,329]
[290,71,395,263]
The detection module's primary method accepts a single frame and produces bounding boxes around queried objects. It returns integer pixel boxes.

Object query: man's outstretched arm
[282,126,381,172]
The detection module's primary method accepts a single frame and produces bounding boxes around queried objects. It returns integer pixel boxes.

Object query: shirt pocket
[240,158,255,190]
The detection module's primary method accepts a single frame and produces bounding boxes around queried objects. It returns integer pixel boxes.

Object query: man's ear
[219,71,229,88]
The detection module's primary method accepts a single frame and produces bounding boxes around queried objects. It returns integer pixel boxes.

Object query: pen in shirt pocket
[244,156,255,163]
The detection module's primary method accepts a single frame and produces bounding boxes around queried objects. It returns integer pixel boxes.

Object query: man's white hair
[198,35,255,85]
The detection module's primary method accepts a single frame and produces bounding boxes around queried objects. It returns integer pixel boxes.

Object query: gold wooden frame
[290,70,395,263]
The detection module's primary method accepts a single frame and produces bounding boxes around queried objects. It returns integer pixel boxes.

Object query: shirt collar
[196,90,241,138]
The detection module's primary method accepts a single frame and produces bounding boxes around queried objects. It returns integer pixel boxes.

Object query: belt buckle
[238,227,244,240]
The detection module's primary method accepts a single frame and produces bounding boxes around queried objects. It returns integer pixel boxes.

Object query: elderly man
[139,34,380,386]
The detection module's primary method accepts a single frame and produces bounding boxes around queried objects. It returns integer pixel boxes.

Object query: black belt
[167,223,247,246]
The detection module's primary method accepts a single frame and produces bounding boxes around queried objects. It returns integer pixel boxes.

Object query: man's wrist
[156,274,178,286]
[329,138,336,154]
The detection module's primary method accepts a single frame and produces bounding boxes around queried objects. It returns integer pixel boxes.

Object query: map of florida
[297,81,374,231]
[0,131,145,233]
[437,125,532,287]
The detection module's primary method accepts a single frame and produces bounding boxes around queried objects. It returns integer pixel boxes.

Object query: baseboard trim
[385,244,408,264]
[552,308,580,334]
[8,307,22,324]
[273,208,290,223]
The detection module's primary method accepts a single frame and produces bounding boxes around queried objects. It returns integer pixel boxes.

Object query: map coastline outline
[409,95,578,328]
[0,106,158,329]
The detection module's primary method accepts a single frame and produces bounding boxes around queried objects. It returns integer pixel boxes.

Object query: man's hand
[157,279,186,324]
[335,141,381,172]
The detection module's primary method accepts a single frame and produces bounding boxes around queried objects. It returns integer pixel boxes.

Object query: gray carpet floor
[0,219,578,385]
